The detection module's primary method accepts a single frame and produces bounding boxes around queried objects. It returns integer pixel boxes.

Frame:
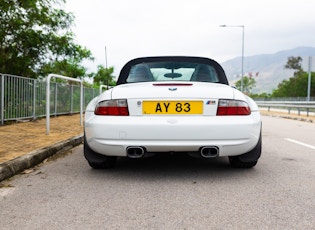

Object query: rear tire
[229,157,257,168]
[229,132,262,169]
[84,135,117,169]
[87,159,117,169]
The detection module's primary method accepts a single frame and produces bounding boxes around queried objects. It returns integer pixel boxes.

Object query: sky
[65,0,315,76]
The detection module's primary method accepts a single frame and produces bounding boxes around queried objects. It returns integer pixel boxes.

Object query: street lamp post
[220,25,245,92]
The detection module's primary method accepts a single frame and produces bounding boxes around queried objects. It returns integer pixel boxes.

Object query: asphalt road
[1,116,314,230]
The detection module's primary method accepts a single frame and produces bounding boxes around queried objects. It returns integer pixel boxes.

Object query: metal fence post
[33,79,36,120]
[80,80,83,126]
[70,85,73,114]
[54,82,58,117]
[46,76,51,134]
[1,74,4,125]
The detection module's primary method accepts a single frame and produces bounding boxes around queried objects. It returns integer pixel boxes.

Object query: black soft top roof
[116,56,229,85]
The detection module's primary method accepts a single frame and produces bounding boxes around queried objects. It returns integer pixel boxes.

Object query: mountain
[220,46,315,93]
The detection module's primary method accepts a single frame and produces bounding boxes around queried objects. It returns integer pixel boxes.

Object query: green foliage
[39,57,89,79]
[93,65,116,86]
[271,72,315,97]
[235,76,256,94]
[285,56,303,74]
[271,56,314,97]
[0,0,93,78]
[250,92,271,99]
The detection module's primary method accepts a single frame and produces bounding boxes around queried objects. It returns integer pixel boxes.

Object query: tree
[285,56,303,75]
[38,50,92,79]
[271,56,314,97]
[235,76,256,94]
[0,0,93,78]
[93,65,116,86]
[272,72,315,97]
[250,92,271,99]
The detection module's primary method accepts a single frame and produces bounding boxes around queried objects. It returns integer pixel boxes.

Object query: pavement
[0,114,83,181]
[0,111,314,182]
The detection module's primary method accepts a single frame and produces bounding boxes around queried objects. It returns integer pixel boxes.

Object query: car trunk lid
[109,82,234,116]
[111,82,234,99]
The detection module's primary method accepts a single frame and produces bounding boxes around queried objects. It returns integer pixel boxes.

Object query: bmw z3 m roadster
[84,56,262,169]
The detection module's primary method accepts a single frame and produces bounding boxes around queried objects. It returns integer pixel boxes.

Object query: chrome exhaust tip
[126,146,146,158]
[200,146,219,158]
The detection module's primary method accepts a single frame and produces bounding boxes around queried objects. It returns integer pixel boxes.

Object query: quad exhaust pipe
[200,146,219,158]
[126,146,145,158]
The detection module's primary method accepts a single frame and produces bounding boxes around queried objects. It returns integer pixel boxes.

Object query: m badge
[206,100,216,105]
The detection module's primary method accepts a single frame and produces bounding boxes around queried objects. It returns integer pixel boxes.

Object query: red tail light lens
[95,99,129,116]
[217,99,251,116]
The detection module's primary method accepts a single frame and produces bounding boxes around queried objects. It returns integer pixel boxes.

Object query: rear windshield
[126,62,219,83]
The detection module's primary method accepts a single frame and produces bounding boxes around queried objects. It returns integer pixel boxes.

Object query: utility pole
[105,46,109,89]
[220,25,245,92]
[307,56,312,101]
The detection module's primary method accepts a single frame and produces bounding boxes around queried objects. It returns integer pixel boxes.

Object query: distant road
[1,116,314,229]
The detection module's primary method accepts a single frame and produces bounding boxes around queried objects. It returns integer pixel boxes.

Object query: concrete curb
[0,134,83,182]
[261,112,314,123]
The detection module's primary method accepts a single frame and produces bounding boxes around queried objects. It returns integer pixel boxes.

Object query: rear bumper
[84,111,261,157]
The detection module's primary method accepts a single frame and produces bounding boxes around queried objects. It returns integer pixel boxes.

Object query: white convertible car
[84,56,262,169]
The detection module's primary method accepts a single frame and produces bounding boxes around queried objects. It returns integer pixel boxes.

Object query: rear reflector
[217,99,251,116]
[94,99,129,116]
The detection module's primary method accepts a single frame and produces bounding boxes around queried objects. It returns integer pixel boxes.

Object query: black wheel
[84,135,117,169]
[86,158,117,169]
[229,157,257,168]
[229,132,262,169]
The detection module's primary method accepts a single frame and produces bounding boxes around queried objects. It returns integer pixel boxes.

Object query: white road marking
[285,138,315,150]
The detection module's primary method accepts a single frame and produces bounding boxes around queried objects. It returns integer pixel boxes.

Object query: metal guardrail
[256,101,315,117]
[0,73,100,124]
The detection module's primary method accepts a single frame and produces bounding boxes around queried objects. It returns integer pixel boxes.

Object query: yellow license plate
[142,101,203,114]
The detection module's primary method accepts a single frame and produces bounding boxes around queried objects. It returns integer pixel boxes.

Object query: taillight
[94,99,129,116]
[217,99,251,116]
